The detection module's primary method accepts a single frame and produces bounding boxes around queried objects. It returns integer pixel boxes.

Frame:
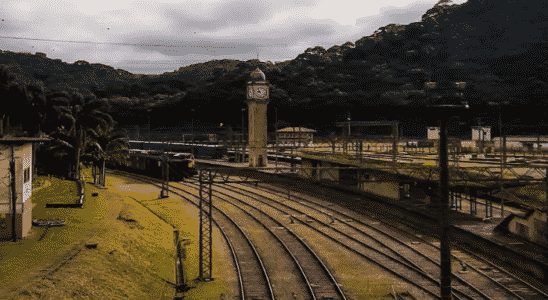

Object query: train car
[128,140,228,159]
[111,149,197,181]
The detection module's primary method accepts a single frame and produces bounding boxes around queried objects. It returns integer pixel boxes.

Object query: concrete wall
[509,210,547,244]
[0,214,29,239]
[300,159,314,179]
[247,100,269,167]
[299,158,401,200]
[0,143,33,239]
[358,172,400,200]
[318,162,338,181]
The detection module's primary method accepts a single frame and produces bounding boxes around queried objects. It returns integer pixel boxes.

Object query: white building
[427,127,440,140]
[0,137,50,239]
[472,126,491,141]
[276,127,316,146]
[502,209,547,245]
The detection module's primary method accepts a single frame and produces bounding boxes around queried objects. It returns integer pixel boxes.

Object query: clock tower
[246,67,270,167]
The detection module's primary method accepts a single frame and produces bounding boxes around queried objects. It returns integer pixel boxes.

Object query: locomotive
[110,149,197,181]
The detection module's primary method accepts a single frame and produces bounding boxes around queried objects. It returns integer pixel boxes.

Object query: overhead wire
[0,35,288,49]
[0,32,298,69]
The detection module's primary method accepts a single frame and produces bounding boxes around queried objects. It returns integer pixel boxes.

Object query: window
[24,168,30,183]
[517,223,528,238]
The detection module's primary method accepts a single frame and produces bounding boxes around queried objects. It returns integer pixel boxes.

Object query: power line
[0,35,288,48]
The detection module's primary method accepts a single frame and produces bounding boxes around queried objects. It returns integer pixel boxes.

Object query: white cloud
[0,0,448,73]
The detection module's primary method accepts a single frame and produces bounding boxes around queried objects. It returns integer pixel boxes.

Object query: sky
[0,0,468,75]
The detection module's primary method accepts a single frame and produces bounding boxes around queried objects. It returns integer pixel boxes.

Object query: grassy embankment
[0,169,176,299]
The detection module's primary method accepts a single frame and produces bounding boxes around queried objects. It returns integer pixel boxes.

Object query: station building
[276,127,316,146]
[0,136,50,239]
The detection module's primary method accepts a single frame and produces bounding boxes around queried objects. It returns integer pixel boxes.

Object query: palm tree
[41,92,114,179]
[69,94,114,179]
[41,125,78,178]
[85,123,128,186]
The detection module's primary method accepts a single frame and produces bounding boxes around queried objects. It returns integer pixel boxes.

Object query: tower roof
[249,67,266,81]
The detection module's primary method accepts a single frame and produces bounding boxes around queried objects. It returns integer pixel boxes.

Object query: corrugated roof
[0,136,51,143]
[276,127,316,133]
[335,121,398,126]
[492,136,548,142]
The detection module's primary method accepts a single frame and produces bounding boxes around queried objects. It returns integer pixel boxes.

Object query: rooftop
[335,121,399,127]
[277,127,316,133]
[249,67,266,82]
[0,135,51,143]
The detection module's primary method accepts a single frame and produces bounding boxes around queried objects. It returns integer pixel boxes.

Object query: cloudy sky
[0,0,467,74]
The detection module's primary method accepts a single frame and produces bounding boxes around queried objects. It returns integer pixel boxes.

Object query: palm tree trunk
[0,115,4,137]
[76,126,83,180]
[101,159,106,187]
[92,163,96,184]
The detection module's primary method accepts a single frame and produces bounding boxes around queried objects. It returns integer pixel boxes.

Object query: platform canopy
[335,121,399,127]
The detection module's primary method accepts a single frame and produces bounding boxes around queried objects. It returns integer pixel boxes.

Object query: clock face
[255,87,267,98]
[248,88,253,98]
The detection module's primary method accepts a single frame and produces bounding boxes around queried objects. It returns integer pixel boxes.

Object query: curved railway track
[226,180,548,300]
[108,169,345,299]
[211,199,275,299]
[108,169,274,300]
[108,167,548,299]
[181,178,446,299]
[184,178,491,300]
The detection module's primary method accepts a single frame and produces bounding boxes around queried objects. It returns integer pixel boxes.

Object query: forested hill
[2,0,548,137]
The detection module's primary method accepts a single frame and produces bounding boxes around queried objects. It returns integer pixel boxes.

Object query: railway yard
[106,154,548,300]
[3,145,547,299]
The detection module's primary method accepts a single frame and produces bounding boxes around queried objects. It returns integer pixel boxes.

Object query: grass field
[0,167,176,299]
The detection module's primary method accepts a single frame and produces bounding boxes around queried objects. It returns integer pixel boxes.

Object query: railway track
[108,169,345,299]
[211,183,493,298]
[108,169,274,300]
[181,178,347,299]
[228,180,548,300]
[108,167,548,299]
[182,178,444,299]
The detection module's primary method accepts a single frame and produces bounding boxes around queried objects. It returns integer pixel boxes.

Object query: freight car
[110,149,197,181]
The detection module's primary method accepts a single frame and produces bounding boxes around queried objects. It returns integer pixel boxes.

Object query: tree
[86,124,128,186]
[39,91,113,179]
[41,125,78,178]
[67,94,113,179]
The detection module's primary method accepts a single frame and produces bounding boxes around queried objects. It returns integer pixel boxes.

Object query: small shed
[0,136,51,240]
[508,209,547,244]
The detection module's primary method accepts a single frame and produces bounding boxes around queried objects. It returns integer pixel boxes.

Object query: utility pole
[10,145,17,242]
[393,122,398,164]
[438,117,451,300]
[425,80,467,300]
[160,154,169,198]
[291,127,295,172]
[198,169,213,281]
[546,167,548,244]
[241,108,246,163]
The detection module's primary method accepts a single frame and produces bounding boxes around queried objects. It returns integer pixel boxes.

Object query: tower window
[24,168,30,183]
